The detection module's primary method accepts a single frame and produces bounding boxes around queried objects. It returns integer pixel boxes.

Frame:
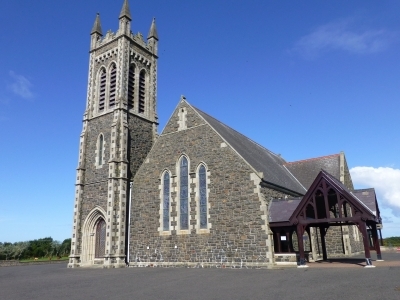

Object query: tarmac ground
[0,251,399,300]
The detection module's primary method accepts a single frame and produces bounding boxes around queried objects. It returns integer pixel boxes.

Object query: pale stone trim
[177,107,188,131]
[80,206,107,267]
[251,173,274,265]
[161,124,207,137]
[95,133,106,169]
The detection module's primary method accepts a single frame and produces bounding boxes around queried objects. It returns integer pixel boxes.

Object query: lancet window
[198,165,207,229]
[163,172,170,231]
[98,134,104,166]
[180,157,189,230]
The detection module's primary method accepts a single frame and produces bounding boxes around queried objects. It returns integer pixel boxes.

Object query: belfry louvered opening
[138,70,146,113]
[128,64,135,110]
[98,68,106,111]
[109,64,117,108]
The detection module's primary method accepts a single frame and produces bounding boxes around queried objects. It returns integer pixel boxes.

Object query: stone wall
[129,101,289,267]
[127,114,154,179]
[79,113,113,236]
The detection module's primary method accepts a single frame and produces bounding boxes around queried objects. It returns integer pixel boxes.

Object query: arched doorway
[80,207,107,266]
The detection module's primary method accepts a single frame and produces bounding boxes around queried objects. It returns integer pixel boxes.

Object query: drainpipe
[126,181,133,265]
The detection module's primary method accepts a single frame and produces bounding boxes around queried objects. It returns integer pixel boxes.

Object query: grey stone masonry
[69,2,158,268]
[129,99,291,268]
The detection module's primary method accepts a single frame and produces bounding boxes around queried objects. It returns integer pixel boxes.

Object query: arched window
[98,134,104,165]
[138,70,146,113]
[98,68,106,112]
[198,165,207,229]
[163,172,170,231]
[180,157,189,230]
[128,64,135,110]
[95,219,106,258]
[109,64,117,108]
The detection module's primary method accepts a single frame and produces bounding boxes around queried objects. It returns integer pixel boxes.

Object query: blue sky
[0,0,399,242]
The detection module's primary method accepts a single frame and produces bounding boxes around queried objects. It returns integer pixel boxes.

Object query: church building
[68,0,383,269]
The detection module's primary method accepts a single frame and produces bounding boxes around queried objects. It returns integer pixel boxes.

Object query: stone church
[68,0,383,268]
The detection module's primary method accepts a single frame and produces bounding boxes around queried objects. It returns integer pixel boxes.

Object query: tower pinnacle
[147,18,158,40]
[119,0,132,21]
[91,13,103,35]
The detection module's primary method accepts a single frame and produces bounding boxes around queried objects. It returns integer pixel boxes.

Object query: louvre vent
[98,69,106,111]
[138,70,145,113]
[109,64,117,108]
[128,65,135,110]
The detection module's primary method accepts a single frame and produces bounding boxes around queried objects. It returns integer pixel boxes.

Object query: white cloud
[292,19,394,58]
[9,71,34,99]
[350,166,400,215]
[351,166,400,237]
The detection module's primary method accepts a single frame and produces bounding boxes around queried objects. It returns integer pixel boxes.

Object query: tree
[0,243,15,260]
[12,242,30,260]
[51,241,61,257]
[60,238,71,257]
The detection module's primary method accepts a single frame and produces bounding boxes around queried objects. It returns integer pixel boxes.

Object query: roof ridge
[285,153,340,165]
[191,105,285,161]
[353,188,375,192]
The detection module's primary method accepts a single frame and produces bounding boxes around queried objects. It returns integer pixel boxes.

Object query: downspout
[126,181,133,265]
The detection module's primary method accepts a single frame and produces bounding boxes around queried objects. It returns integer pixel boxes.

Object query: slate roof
[192,106,307,195]
[285,154,340,190]
[269,198,302,223]
[351,188,378,216]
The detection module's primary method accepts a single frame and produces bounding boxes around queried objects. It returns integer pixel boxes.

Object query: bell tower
[68,0,159,268]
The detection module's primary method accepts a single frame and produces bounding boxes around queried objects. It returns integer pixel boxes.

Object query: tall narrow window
[199,165,207,229]
[98,134,104,165]
[95,219,106,258]
[128,64,135,110]
[138,70,146,113]
[180,157,189,230]
[98,68,106,111]
[163,172,170,231]
[109,64,117,108]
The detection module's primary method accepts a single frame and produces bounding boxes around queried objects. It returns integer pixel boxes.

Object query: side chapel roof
[269,198,302,223]
[351,188,378,216]
[284,154,340,190]
[269,170,378,224]
[191,105,307,195]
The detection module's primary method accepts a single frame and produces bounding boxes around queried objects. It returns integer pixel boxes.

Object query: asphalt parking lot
[1,252,399,300]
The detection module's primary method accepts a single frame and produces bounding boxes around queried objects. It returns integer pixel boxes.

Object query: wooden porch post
[319,226,328,261]
[276,232,282,253]
[371,223,383,261]
[286,231,290,253]
[297,224,307,267]
[359,222,374,267]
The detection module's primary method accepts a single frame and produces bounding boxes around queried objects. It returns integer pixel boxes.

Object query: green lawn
[19,257,69,263]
